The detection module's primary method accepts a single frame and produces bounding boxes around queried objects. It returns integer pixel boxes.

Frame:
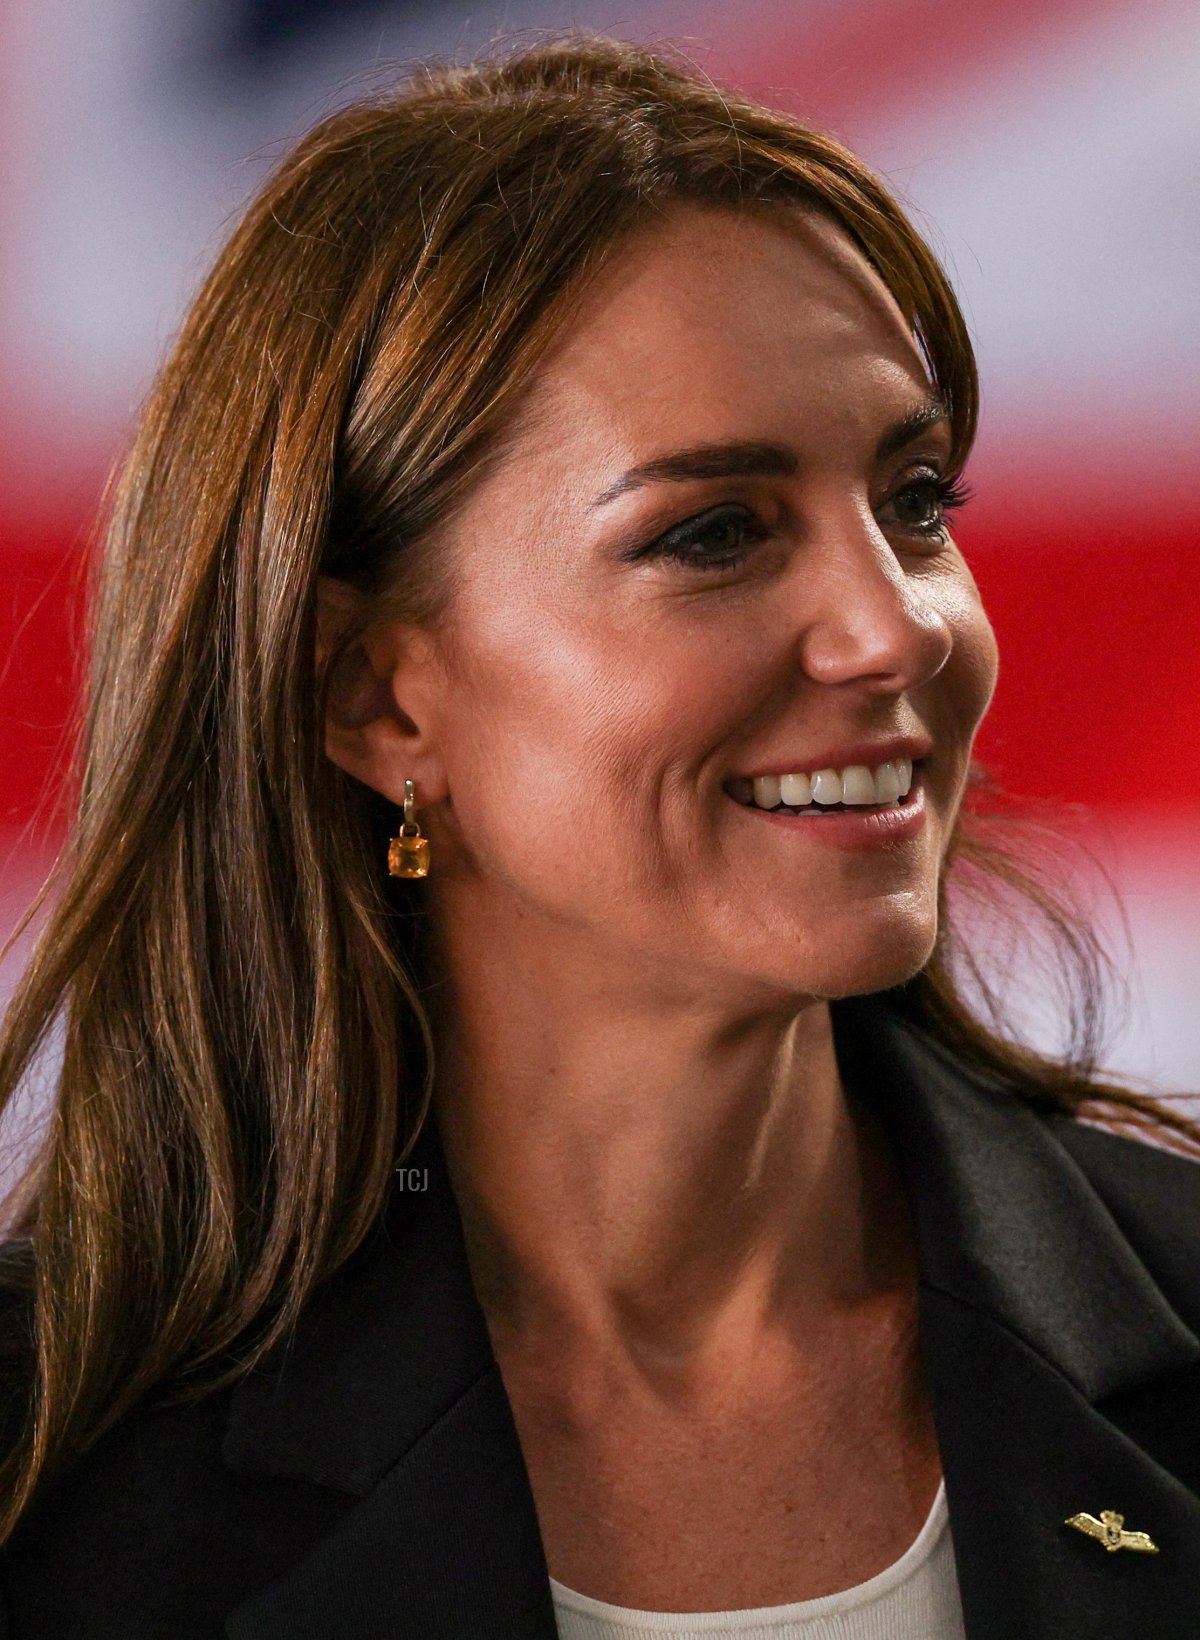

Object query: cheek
[923,591,998,860]
[438,600,732,881]
[955,598,1000,735]
[929,574,999,744]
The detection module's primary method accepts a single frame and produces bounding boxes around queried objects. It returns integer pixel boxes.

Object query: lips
[727,763,930,848]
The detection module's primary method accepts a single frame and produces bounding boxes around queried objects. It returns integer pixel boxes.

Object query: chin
[757,914,938,1003]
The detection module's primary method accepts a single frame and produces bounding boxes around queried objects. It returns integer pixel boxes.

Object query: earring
[388,779,430,878]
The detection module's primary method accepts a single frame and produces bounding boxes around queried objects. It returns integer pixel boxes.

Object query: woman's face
[389,203,998,1005]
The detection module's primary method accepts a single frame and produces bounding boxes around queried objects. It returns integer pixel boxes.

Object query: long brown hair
[0,33,1194,1540]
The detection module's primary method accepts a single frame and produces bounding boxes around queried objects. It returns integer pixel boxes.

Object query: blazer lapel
[920,1286,1200,1638]
[225,996,1200,1639]
[225,1365,556,1638]
[834,995,1200,1638]
[222,1118,559,1639]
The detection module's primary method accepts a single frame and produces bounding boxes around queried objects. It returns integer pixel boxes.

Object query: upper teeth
[734,760,914,809]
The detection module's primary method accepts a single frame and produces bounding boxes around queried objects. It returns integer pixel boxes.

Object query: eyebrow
[588,394,951,509]
[874,395,952,462]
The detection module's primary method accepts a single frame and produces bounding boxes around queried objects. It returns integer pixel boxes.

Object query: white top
[550,1480,966,1640]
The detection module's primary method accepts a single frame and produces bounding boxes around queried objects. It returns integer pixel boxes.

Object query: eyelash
[631,472,974,573]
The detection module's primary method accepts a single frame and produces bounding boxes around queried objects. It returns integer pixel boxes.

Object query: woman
[0,33,1198,1640]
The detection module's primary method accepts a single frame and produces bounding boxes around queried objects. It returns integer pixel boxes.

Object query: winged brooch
[1064,1509,1159,1554]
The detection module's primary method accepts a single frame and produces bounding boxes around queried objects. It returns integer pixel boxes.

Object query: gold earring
[388,779,430,878]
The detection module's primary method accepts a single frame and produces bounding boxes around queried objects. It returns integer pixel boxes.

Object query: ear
[316,575,447,808]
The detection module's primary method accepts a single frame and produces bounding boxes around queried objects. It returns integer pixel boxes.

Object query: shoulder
[1047,1111,1200,1329]
[0,1281,355,1640]
[879,990,1200,1323]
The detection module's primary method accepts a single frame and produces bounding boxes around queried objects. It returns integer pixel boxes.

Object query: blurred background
[1,0,1197,1136]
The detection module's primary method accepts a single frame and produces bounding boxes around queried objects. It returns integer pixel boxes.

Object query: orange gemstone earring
[387,779,430,879]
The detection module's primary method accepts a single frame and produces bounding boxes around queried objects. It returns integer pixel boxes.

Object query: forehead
[509,202,932,473]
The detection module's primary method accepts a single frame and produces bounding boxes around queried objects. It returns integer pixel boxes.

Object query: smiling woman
[1,32,1200,1640]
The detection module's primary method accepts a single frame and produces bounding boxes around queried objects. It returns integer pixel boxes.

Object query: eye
[627,505,770,572]
[882,470,973,540]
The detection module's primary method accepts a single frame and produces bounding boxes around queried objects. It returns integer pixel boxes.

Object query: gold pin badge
[1065,1509,1159,1554]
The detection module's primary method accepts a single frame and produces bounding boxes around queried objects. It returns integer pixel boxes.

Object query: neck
[425,896,915,1378]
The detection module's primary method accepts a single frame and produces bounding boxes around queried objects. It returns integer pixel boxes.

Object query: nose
[793,513,953,697]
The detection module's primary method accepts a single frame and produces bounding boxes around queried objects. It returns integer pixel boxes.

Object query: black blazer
[4,993,1200,1638]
